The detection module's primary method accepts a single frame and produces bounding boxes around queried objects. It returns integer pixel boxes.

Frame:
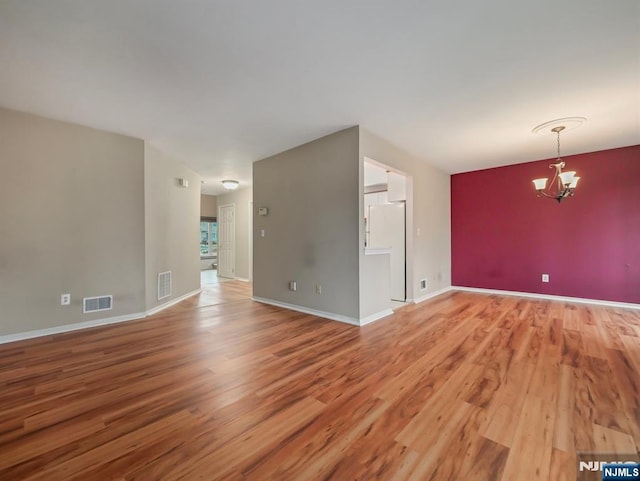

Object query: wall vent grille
[83,295,113,314]
[158,271,172,300]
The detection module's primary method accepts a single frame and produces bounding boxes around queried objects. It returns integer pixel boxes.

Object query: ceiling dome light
[221,180,239,190]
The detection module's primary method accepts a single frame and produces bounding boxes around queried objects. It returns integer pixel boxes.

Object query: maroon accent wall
[451,145,640,304]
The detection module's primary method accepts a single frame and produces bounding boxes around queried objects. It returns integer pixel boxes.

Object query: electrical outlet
[316,284,322,295]
[289,281,297,291]
[542,274,549,283]
[420,278,427,290]
[61,293,71,306]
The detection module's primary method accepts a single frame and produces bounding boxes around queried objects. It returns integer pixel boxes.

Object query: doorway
[217,203,235,279]
[364,159,409,303]
[200,217,217,273]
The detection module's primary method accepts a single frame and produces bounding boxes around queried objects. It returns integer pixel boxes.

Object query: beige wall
[144,145,201,311]
[200,194,217,218]
[0,107,449,337]
[253,127,360,319]
[216,187,252,280]
[359,128,451,309]
[0,107,146,336]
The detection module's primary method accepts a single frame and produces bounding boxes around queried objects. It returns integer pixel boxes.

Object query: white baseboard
[252,297,361,326]
[0,289,202,346]
[252,297,394,327]
[145,288,201,316]
[452,286,640,310]
[413,286,454,304]
[0,311,147,345]
[359,309,394,326]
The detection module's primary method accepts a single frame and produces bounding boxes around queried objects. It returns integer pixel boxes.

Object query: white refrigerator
[368,203,406,301]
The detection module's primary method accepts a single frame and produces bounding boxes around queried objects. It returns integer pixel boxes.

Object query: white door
[369,203,406,301]
[218,204,235,278]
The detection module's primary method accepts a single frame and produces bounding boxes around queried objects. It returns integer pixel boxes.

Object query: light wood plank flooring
[0,283,639,480]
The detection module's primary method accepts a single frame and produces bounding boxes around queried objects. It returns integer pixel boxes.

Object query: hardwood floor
[0,284,638,480]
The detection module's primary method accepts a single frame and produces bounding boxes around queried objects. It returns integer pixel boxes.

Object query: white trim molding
[360,309,394,326]
[252,297,394,327]
[252,297,360,326]
[452,286,640,310]
[0,311,146,345]
[145,288,201,316]
[0,289,202,346]
[364,247,392,256]
[413,286,454,304]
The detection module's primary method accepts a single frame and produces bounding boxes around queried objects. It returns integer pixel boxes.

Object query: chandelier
[532,124,580,203]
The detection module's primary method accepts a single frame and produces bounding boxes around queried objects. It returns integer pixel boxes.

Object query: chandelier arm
[557,173,564,193]
[536,190,556,199]
[547,163,561,196]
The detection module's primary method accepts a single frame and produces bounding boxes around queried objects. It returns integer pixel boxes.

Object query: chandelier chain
[557,129,561,159]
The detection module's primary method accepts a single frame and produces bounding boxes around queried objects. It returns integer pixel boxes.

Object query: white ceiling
[1,1,638,195]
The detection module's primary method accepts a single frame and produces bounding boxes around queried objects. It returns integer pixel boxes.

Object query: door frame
[364,157,413,303]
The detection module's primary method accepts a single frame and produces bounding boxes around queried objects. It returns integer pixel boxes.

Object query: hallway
[194,270,252,309]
